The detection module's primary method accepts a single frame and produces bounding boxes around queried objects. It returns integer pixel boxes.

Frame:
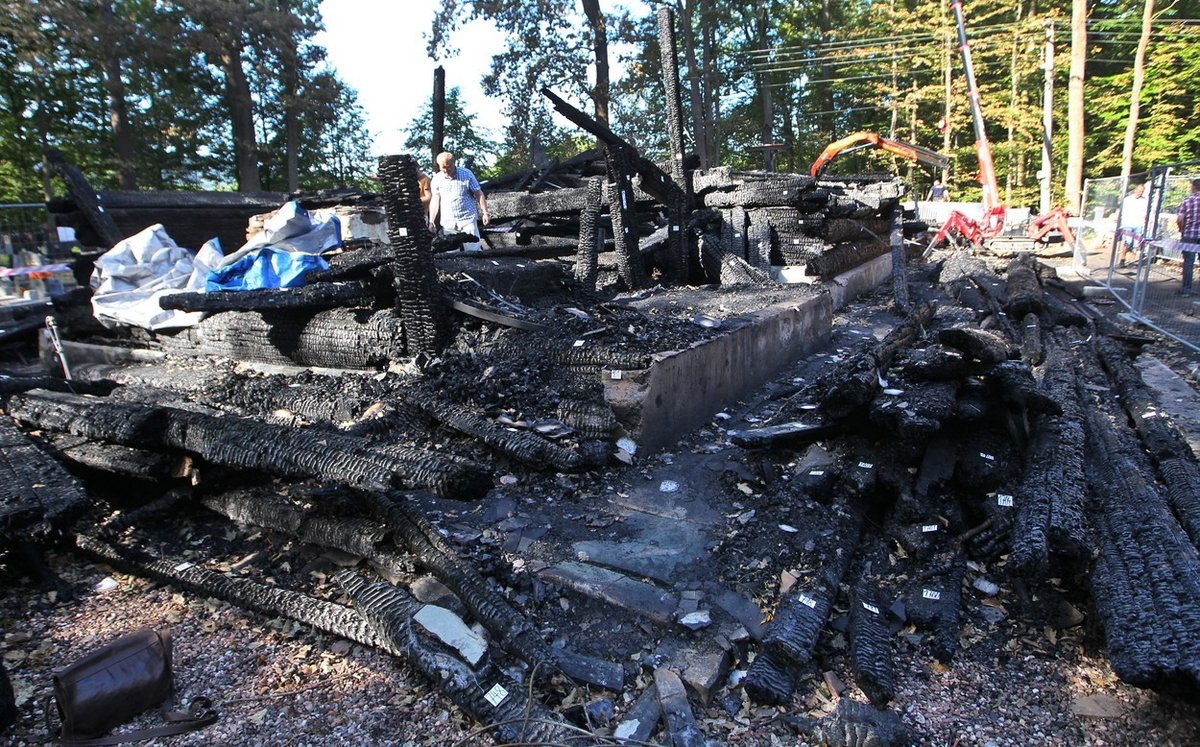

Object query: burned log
[574,177,604,289]
[557,398,618,439]
[804,237,890,278]
[157,308,407,369]
[7,390,490,500]
[45,148,123,248]
[698,232,771,286]
[1097,338,1200,550]
[378,154,453,355]
[849,585,895,706]
[782,699,910,747]
[0,418,90,541]
[603,152,648,290]
[902,558,965,663]
[159,281,377,312]
[937,327,1011,365]
[1004,254,1045,319]
[45,435,182,483]
[336,572,581,745]
[398,392,584,472]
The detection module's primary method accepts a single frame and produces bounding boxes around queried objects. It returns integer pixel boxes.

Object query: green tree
[402,87,497,175]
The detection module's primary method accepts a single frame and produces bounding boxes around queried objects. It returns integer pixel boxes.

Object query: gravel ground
[5,263,1200,746]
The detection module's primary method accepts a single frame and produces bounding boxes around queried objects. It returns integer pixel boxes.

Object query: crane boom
[950,0,1004,237]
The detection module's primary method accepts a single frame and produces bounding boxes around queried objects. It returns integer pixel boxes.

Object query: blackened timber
[45,435,182,482]
[604,151,648,289]
[45,148,123,248]
[378,155,453,355]
[575,177,603,289]
[890,213,911,313]
[0,419,90,541]
[75,533,396,654]
[540,87,677,206]
[805,237,891,278]
[337,572,579,744]
[7,390,490,500]
[159,281,377,312]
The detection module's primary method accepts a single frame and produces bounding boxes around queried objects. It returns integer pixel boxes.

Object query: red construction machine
[810,131,951,178]
[929,0,1074,251]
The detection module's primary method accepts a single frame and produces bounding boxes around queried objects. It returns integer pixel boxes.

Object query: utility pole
[1040,21,1055,214]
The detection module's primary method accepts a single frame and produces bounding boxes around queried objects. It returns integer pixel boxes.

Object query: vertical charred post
[603,147,647,290]
[575,177,603,289]
[848,584,895,706]
[378,154,452,356]
[656,6,692,283]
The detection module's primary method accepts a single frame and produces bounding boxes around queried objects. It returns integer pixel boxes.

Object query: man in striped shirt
[427,151,489,252]
[1176,179,1200,296]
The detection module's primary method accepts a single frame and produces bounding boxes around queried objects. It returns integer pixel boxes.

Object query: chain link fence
[1074,162,1200,352]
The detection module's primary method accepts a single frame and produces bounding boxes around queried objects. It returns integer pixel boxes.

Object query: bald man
[427,151,489,251]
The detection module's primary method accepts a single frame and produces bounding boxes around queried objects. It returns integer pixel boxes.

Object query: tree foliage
[0,0,372,201]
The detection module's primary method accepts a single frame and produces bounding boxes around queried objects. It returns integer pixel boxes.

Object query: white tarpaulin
[90,224,222,330]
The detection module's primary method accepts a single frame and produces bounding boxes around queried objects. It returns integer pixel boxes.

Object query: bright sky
[315,0,507,161]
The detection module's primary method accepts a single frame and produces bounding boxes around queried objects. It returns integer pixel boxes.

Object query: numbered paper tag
[397,227,408,236]
[798,593,817,609]
[484,683,509,706]
[858,462,873,469]
[997,494,1014,507]
[980,452,995,461]
[862,602,881,615]
[610,370,623,380]
[922,589,941,601]
[174,562,195,572]
[809,470,825,476]
[921,524,939,533]
[573,340,585,347]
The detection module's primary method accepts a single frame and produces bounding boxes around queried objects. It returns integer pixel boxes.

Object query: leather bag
[47,629,216,746]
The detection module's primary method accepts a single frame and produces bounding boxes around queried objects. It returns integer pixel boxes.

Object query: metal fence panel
[1074,164,1200,352]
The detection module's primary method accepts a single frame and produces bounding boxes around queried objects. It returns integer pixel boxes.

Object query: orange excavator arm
[811,131,951,178]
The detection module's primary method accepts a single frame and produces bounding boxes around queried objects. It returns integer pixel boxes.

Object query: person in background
[1118,182,1148,266]
[427,151,489,252]
[417,170,432,219]
[1177,179,1200,296]
[927,179,949,201]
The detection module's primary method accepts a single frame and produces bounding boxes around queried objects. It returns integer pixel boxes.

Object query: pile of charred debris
[6,18,1200,747]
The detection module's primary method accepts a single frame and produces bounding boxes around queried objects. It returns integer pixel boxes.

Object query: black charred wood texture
[336,572,579,744]
[557,398,618,439]
[75,533,394,653]
[158,308,407,369]
[803,699,911,747]
[399,392,583,471]
[603,150,648,290]
[379,154,453,355]
[742,649,798,705]
[159,281,377,313]
[0,659,15,734]
[1004,254,1045,319]
[903,558,965,663]
[7,390,489,500]
[937,327,1012,365]
[1097,338,1200,550]
[45,435,181,482]
[310,243,396,282]
[849,585,895,706]
[0,418,90,541]
[574,177,604,290]
[1020,312,1044,366]
[698,231,772,286]
[805,237,890,278]
[358,492,562,679]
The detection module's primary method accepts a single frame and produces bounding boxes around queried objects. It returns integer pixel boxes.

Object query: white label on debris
[809,470,824,476]
[491,260,500,266]
[573,339,585,347]
[672,225,680,232]
[798,593,817,609]
[980,452,995,461]
[922,524,939,533]
[610,370,623,380]
[174,562,195,572]
[397,227,408,236]
[922,589,941,601]
[858,462,873,469]
[863,602,881,615]
[997,494,1014,507]
[793,238,801,244]
[484,683,509,707]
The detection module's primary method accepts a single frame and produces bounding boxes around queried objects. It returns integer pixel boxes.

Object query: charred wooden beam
[805,237,890,278]
[378,154,453,355]
[575,178,603,290]
[541,87,677,207]
[45,434,182,483]
[604,152,648,290]
[336,572,580,744]
[0,418,90,541]
[1004,254,1045,319]
[849,584,895,706]
[781,699,910,746]
[160,281,377,312]
[45,148,123,248]
[7,390,490,500]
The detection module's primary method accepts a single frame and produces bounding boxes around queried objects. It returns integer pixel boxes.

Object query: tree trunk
[1065,0,1087,214]
[582,0,610,124]
[99,0,136,190]
[678,0,710,167]
[222,47,261,192]
[756,4,774,171]
[818,0,835,144]
[1120,0,1155,180]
